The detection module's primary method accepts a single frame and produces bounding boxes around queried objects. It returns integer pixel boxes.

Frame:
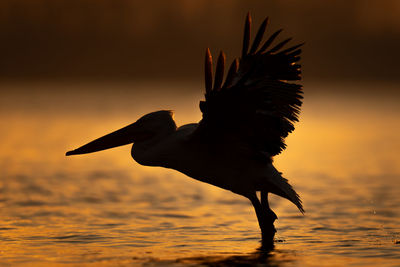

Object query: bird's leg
[249,192,276,248]
[261,191,278,223]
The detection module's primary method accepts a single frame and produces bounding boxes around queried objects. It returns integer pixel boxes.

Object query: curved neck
[131,126,176,167]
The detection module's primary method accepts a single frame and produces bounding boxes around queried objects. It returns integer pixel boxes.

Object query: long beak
[66,122,138,156]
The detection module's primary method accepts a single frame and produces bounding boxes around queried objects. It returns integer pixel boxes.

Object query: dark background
[1,0,399,90]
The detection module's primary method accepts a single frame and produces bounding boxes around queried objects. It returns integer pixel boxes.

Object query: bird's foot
[260,223,276,250]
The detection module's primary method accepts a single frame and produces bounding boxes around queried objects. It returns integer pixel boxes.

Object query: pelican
[66,14,304,247]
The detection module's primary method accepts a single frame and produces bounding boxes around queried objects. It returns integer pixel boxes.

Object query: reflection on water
[0,82,399,266]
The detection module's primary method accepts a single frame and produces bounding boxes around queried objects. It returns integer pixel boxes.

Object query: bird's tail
[268,167,305,214]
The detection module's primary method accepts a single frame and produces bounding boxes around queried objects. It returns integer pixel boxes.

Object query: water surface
[0,82,399,266]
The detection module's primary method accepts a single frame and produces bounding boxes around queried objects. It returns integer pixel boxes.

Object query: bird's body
[136,121,264,193]
[66,14,304,248]
[131,118,301,208]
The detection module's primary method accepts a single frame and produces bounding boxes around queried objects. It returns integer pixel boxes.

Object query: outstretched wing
[192,13,303,157]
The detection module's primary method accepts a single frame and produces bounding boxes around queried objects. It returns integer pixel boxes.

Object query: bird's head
[66,110,176,156]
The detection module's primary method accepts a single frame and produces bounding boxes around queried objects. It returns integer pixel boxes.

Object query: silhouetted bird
[66,13,304,248]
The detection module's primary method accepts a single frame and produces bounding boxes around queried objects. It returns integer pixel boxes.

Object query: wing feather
[259,29,283,53]
[204,48,213,93]
[242,13,251,58]
[194,14,304,157]
[213,51,226,90]
[223,58,239,88]
[249,17,269,54]
[268,38,292,53]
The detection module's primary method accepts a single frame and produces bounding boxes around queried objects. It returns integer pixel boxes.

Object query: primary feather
[195,13,303,158]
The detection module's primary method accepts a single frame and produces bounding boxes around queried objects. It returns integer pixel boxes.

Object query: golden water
[0,82,399,266]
